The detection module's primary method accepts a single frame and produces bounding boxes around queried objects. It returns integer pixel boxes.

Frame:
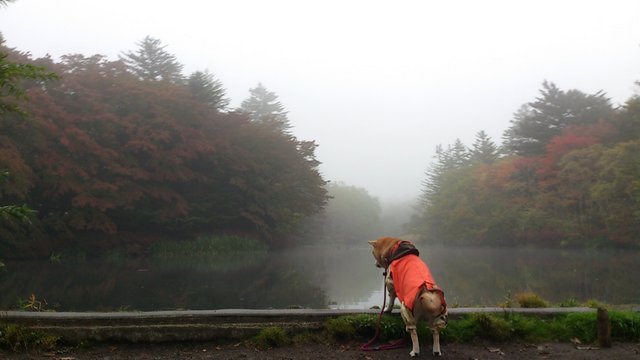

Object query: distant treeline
[409,81,640,248]
[0,36,327,257]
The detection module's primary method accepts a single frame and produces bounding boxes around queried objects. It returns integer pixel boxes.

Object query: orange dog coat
[390,253,438,312]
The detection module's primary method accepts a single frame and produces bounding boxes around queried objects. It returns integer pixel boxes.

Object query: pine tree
[187,70,229,111]
[240,83,290,132]
[502,81,612,156]
[419,139,469,207]
[120,36,184,83]
[469,130,499,164]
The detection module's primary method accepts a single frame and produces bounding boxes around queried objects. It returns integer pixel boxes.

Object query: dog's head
[367,236,402,269]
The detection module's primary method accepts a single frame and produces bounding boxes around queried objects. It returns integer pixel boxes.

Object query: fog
[2,0,639,202]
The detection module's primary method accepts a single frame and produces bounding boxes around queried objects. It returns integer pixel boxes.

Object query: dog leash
[360,269,405,351]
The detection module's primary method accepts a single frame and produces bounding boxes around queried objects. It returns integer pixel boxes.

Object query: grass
[254,326,292,349]
[324,310,640,344]
[150,234,268,270]
[0,323,59,352]
[515,292,549,308]
[152,234,267,258]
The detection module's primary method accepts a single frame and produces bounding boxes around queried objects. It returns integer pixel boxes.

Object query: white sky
[2,0,640,201]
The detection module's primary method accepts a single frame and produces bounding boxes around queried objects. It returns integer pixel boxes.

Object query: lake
[1,244,638,311]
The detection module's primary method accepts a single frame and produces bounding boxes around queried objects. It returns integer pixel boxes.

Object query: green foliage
[0,323,59,352]
[561,312,597,342]
[0,41,57,116]
[151,235,269,271]
[325,311,640,345]
[325,314,405,342]
[516,292,548,308]
[503,81,613,156]
[610,310,640,341]
[254,326,291,349]
[557,298,581,308]
[152,235,267,257]
[240,83,291,132]
[414,81,640,247]
[188,70,229,110]
[119,36,184,83]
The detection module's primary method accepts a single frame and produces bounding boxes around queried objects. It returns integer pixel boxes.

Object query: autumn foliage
[413,83,640,248]
[0,48,327,256]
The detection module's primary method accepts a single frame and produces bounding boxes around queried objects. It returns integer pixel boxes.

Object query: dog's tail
[418,286,447,316]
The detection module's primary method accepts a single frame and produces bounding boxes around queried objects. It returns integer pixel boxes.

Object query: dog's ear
[368,240,376,246]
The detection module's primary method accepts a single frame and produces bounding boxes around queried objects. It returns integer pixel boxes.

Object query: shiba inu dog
[368,236,448,357]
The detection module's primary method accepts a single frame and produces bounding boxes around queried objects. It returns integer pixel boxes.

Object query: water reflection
[0,245,638,311]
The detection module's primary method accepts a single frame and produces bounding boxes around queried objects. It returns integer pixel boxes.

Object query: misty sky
[2,0,640,201]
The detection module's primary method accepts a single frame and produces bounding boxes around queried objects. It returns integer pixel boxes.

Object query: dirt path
[2,341,639,359]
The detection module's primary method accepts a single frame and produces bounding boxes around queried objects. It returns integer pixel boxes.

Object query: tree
[469,130,499,164]
[419,139,469,208]
[0,29,56,247]
[120,36,184,83]
[240,83,290,132]
[320,182,381,243]
[0,34,56,115]
[187,70,229,110]
[503,81,613,156]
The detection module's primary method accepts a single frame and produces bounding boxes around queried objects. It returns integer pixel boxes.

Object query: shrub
[0,323,59,352]
[516,292,548,308]
[254,326,291,349]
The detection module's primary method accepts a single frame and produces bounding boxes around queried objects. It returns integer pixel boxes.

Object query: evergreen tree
[120,36,184,83]
[187,70,229,111]
[419,139,469,207]
[469,130,499,164]
[240,83,290,132]
[502,81,613,156]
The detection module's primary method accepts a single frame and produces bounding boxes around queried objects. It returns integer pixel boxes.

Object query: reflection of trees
[427,246,640,306]
[1,247,639,310]
[0,251,327,311]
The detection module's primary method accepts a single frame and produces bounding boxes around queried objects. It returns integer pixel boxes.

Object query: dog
[368,236,448,357]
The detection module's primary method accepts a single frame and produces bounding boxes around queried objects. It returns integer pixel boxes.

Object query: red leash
[360,270,405,351]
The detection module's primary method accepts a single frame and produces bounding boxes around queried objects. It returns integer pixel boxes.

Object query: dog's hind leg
[401,303,420,357]
[432,328,442,356]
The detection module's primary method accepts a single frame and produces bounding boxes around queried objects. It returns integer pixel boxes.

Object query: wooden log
[597,307,611,348]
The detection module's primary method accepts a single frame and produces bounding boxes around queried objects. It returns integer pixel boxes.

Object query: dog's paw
[410,350,420,357]
[432,350,442,356]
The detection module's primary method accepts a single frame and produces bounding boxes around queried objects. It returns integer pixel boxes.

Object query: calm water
[1,245,638,311]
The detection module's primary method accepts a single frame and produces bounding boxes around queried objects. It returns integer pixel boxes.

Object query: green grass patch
[325,310,640,344]
[0,323,59,352]
[516,292,548,308]
[325,314,406,342]
[151,234,268,270]
[254,326,292,349]
[152,234,267,257]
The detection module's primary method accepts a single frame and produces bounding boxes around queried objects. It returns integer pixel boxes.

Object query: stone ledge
[0,307,595,343]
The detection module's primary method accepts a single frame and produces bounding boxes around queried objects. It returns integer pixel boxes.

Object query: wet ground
[2,340,639,359]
